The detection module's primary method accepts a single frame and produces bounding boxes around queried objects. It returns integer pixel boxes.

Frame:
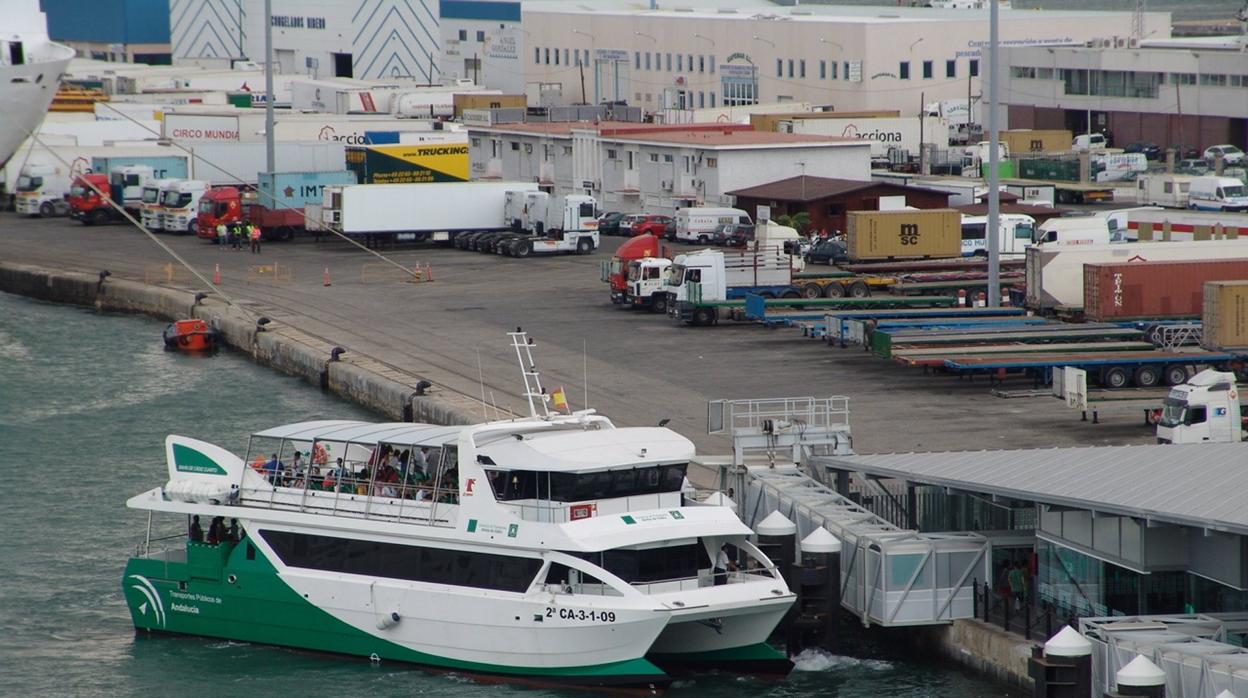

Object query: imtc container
[1083,258,1248,321]
[845,209,961,261]
[1203,280,1248,350]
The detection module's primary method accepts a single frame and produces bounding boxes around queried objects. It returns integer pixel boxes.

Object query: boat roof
[252,420,466,446]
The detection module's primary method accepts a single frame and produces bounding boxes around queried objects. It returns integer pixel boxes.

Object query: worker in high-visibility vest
[248,223,261,254]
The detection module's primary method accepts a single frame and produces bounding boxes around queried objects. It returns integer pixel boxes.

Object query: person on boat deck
[263,453,281,483]
[227,518,240,542]
[188,515,204,542]
[291,451,305,481]
[413,447,430,476]
[206,516,226,545]
[713,545,737,586]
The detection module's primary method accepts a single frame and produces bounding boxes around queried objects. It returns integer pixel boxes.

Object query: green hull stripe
[649,642,788,663]
[123,541,663,681]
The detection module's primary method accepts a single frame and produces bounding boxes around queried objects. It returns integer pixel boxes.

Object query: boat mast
[509,328,550,418]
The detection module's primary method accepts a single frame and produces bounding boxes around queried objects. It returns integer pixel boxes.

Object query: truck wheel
[801,283,822,299]
[848,281,871,298]
[39,201,55,217]
[1101,366,1130,389]
[275,226,294,242]
[781,290,802,299]
[758,291,776,299]
[186,218,197,235]
[693,308,714,326]
[651,294,668,313]
[824,283,846,299]
[90,209,110,226]
[1135,365,1161,388]
[698,235,709,244]
[514,240,532,258]
[1163,364,1189,386]
[576,238,593,255]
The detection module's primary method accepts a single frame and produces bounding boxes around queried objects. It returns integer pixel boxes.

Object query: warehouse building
[727,175,952,235]
[42,0,172,64]
[520,2,1162,116]
[466,120,870,215]
[1001,40,1248,150]
[439,1,524,93]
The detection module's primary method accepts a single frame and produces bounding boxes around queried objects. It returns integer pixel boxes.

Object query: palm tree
[776,211,812,235]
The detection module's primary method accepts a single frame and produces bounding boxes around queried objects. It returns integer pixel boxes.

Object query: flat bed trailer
[678,293,956,326]
[822,306,1027,345]
[942,349,1247,388]
[820,315,1046,344]
[839,258,1026,274]
[872,324,1144,358]
[893,340,1157,366]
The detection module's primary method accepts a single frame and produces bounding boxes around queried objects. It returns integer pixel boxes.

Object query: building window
[970,59,979,77]
[491,140,501,157]
[471,137,481,147]
[1037,67,1054,80]
[844,61,850,80]
[464,57,481,77]
[607,148,618,159]
[554,49,560,66]
[534,47,540,64]
[819,60,826,79]
[458,29,467,41]
[1200,73,1229,87]
[649,153,659,163]
[946,59,956,78]
[709,55,715,74]
[562,146,573,155]
[698,91,705,108]
[788,59,794,78]
[545,48,550,64]
[635,52,640,70]
[830,61,838,80]
[563,48,569,65]
[776,58,783,78]
[677,54,683,71]
[922,60,933,79]
[706,157,717,167]
[688,54,694,72]
[663,154,673,163]
[543,144,553,160]
[477,30,485,42]
[799,60,806,79]
[627,151,636,169]
[666,53,672,71]
[899,61,910,80]
[510,141,520,151]
[1011,66,1036,79]
[699,55,705,73]
[645,52,651,71]
[709,92,716,107]
[645,93,652,101]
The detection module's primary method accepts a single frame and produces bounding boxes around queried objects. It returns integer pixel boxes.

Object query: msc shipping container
[845,209,961,261]
[1084,259,1248,321]
[1000,129,1073,154]
[1026,240,1248,311]
[1203,281,1248,350]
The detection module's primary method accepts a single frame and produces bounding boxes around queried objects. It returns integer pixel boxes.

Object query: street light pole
[987,0,1001,306]
[264,0,275,175]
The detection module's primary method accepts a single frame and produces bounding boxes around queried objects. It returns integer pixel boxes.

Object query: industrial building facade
[466,121,870,215]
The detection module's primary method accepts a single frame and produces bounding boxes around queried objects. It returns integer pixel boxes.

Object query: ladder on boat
[508,329,550,418]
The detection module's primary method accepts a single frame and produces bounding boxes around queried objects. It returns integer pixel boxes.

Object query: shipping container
[845,209,961,260]
[91,155,189,181]
[258,171,358,210]
[1084,259,1248,321]
[344,143,469,183]
[1018,158,1081,182]
[1000,129,1073,155]
[1026,240,1248,311]
[188,142,347,185]
[1203,280,1248,350]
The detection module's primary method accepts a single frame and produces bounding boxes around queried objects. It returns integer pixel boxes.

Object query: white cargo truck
[673,207,751,243]
[139,179,176,231]
[158,180,210,234]
[1025,239,1248,311]
[624,257,674,313]
[1156,369,1246,443]
[13,162,72,217]
[959,213,1036,257]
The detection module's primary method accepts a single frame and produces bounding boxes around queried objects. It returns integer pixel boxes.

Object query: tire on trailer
[513,240,532,258]
[576,238,593,255]
[800,282,823,299]
[847,281,870,298]
[693,308,714,326]
[781,290,801,299]
[90,208,110,226]
[698,235,709,245]
[1163,364,1189,386]
[39,201,55,217]
[1135,365,1162,388]
[1101,366,1131,389]
[650,294,668,314]
[824,283,846,299]
[758,291,776,299]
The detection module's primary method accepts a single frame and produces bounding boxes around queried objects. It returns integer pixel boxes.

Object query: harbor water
[0,291,1017,697]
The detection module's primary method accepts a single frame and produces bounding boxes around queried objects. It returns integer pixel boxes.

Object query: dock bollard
[1028,625,1091,698]
[799,527,842,651]
[1107,655,1166,697]
[755,512,797,654]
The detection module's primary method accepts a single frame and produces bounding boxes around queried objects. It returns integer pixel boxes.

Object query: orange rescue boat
[162,319,219,352]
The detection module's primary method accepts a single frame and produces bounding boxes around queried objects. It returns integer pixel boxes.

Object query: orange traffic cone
[425,263,432,282]
[323,266,332,287]
[213,263,221,285]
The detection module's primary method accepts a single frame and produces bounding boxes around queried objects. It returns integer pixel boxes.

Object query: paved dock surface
[0,212,1157,453]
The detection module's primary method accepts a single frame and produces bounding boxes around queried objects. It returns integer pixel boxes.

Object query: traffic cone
[213,263,221,285]
[425,263,433,282]
[323,266,332,287]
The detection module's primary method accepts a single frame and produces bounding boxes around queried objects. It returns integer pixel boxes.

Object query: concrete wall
[0,261,482,427]
[923,618,1035,691]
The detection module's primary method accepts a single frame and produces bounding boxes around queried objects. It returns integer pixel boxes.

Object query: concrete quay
[0,212,1158,454]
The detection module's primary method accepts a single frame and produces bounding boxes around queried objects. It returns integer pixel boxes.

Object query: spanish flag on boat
[550,387,569,413]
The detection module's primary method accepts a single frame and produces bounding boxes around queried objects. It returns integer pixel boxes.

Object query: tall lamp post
[987,0,1001,306]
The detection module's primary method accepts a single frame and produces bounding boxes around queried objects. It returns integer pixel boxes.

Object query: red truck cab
[607,233,662,304]
[67,173,115,225]
[196,187,249,239]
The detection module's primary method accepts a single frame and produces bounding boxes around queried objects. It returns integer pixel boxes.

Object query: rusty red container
[1083,258,1248,320]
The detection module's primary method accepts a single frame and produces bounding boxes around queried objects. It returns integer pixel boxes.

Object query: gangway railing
[708,396,852,466]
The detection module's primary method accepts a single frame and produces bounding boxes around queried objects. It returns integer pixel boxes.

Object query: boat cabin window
[487,463,687,502]
[261,530,541,593]
[570,542,710,584]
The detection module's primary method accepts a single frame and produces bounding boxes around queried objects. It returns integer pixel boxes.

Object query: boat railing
[500,492,680,524]
[539,581,625,597]
[629,564,782,594]
[236,471,458,528]
[708,396,851,435]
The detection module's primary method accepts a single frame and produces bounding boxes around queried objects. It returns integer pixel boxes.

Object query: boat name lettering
[467,519,510,535]
[170,590,222,604]
[621,512,670,524]
[170,603,200,615]
[545,607,616,622]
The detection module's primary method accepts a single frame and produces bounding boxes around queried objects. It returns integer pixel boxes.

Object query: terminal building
[41,0,172,64]
[1001,39,1248,151]
[520,2,1163,115]
[465,120,870,214]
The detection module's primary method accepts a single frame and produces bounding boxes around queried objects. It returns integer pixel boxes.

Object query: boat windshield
[571,542,710,585]
[487,463,687,502]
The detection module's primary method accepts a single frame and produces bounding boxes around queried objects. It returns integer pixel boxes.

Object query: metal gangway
[1080,613,1248,697]
[710,397,989,628]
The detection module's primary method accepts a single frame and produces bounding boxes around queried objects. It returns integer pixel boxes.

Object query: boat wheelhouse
[123,411,796,688]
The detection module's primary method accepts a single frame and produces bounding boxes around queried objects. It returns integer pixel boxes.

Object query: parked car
[1204,144,1245,166]
[710,223,733,246]
[723,223,756,248]
[1168,144,1202,160]
[1178,159,1211,175]
[617,213,643,236]
[597,211,624,236]
[631,214,673,237]
[804,238,848,265]
[1123,142,1162,160]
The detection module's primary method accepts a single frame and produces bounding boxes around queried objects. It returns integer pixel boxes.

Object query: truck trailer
[195,170,357,241]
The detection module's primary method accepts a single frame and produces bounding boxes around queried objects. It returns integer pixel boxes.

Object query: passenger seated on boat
[291,451,305,479]
[227,518,240,542]
[413,447,431,476]
[206,516,226,545]
[188,515,204,542]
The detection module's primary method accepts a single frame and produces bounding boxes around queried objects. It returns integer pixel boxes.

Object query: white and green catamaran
[123,333,795,689]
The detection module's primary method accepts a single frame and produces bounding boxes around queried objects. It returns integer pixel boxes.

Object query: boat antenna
[476,347,488,420]
[508,328,550,418]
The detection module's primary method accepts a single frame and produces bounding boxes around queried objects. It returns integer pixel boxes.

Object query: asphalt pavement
[0,211,1158,454]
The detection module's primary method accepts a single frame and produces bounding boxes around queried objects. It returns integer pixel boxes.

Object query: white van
[1033,216,1112,246]
[1188,176,1248,212]
[959,214,1035,256]
[674,207,751,244]
[1072,133,1108,151]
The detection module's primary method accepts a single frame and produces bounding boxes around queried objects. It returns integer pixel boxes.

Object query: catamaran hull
[647,603,794,675]
[122,543,670,689]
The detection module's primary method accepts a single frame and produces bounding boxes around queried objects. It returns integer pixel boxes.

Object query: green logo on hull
[173,444,227,475]
[128,574,166,627]
[621,516,636,525]
[467,519,478,533]
[507,524,518,538]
